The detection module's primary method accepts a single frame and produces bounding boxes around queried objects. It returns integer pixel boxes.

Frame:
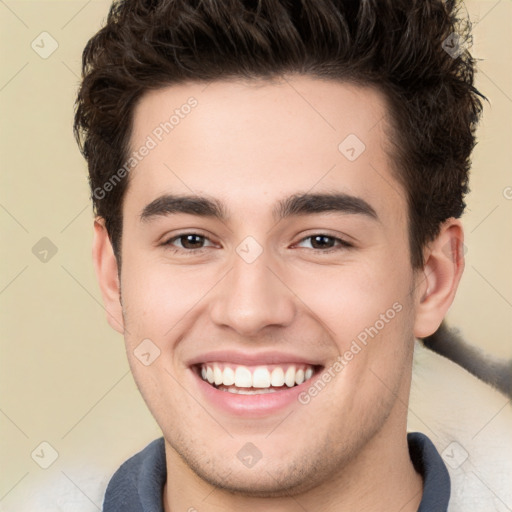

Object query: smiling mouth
[195,362,323,394]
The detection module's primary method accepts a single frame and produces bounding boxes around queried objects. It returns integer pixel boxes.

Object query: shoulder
[410,341,512,512]
[103,437,166,512]
[408,431,450,511]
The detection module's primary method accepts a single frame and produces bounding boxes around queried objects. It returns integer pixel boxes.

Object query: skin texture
[93,76,465,511]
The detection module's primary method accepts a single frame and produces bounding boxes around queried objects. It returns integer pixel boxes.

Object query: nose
[209,249,296,337]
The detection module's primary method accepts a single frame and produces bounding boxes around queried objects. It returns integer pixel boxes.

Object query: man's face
[118,76,423,495]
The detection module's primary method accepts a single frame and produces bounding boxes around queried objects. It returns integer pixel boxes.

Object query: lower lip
[192,369,318,417]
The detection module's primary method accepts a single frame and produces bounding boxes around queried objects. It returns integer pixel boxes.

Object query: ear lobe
[92,217,125,334]
[413,219,465,338]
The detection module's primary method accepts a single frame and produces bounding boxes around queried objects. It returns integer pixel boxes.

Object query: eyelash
[161,232,353,255]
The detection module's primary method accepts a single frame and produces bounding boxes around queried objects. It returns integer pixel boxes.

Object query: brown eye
[296,234,353,252]
[163,233,215,252]
[178,234,206,249]
[309,235,337,249]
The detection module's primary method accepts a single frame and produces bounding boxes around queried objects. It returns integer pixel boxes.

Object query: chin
[189,463,320,498]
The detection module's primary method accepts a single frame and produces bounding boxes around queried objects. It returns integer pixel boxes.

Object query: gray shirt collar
[103,431,450,511]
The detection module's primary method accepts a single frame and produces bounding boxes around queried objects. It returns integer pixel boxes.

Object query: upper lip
[186,350,325,367]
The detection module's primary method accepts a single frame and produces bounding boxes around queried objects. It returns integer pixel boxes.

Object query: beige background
[0,1,510,510]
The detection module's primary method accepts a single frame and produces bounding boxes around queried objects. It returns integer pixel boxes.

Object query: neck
[162,412,423,512]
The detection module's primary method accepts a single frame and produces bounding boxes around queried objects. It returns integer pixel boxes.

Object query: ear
[413,218,465,338]
[92,217,125,334]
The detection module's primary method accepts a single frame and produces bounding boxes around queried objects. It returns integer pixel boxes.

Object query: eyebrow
[139,192,378,223]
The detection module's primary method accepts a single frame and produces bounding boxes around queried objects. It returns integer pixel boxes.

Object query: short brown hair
[74,0,485,268]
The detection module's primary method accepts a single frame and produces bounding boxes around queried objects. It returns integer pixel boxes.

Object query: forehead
[125,76,405,222]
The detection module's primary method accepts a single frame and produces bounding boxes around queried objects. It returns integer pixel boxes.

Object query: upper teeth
[200,363,314,388]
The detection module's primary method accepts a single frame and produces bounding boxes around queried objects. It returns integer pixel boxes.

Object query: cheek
[287,258,410,340]
[288,255,416,396]
[120,254,213,338]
